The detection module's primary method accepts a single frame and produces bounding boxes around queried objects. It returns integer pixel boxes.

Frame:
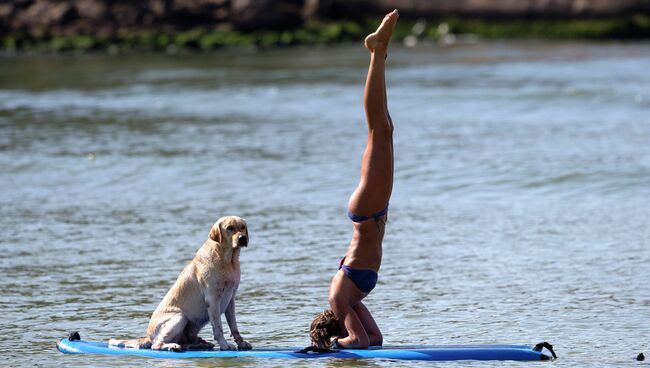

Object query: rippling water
[1,41,649,367]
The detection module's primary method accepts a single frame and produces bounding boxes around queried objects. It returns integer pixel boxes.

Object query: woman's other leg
[329,273,371,348]
[354,302,383,346]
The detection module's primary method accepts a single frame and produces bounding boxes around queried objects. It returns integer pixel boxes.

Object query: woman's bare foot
[364,9,398,52]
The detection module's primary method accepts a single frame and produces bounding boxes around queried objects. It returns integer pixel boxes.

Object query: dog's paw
[203,341,215,349]
[219,342,237,351]
[236,340,252,351]
[162,343,182,352]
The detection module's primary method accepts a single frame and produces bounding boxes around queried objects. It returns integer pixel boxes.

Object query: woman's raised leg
[324,10,398,350]
[348,10,398,217]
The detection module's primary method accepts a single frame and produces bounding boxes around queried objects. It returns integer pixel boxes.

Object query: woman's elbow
[348,335,370,349]
[369,333,383,347]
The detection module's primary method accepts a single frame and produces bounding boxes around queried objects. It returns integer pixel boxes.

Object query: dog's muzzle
[237,234,248,247]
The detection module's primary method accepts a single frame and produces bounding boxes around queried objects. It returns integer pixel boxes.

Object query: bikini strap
[347,204,389,223]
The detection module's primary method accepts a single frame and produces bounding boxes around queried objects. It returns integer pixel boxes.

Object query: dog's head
[209,216,249,248]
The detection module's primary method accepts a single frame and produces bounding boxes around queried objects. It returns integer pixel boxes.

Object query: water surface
[1,41,649,367]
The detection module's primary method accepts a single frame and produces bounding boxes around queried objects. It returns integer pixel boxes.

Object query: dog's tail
[108,337,152,349]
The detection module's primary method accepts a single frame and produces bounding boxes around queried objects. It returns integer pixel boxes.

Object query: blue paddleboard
[57,338,555,361]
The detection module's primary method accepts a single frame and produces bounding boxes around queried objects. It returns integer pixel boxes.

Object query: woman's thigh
[348,141,393,214]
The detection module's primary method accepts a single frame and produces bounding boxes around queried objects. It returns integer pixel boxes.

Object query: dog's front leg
[206,294,236,351]
[225,296,252,350]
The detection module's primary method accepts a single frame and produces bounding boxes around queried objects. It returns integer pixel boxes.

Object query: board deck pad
[57,338,554,361]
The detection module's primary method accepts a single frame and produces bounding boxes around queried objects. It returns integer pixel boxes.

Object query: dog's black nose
[238,234,248,247]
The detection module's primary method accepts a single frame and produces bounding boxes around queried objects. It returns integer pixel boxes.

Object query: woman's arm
[332,305,370,349]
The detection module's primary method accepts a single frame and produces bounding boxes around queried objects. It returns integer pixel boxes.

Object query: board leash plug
[533,341,557,360]
[68,331,81,341]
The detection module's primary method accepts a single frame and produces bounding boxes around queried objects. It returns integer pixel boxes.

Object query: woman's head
[309,309,341,348]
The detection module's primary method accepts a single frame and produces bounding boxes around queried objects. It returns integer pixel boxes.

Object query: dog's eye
[226,225,234,231]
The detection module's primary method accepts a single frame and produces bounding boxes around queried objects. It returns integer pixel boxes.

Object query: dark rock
[13,0,77,36]
[173,0,228,14]
[303,0,325,20]
[0,3,15,19]
[321,0,380,20]
[0,3,15,28]
[325,0,650,18]
[44,1,77,25]
[149,0,171,18]
[2,0,649,46]
[74,0,107,21]
[110,3,141,27]
[171,0,230,26]
[230,0,305,31]
[0,3,14,34]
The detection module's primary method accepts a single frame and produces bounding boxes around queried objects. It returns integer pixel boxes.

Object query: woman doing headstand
[310,10,398,350]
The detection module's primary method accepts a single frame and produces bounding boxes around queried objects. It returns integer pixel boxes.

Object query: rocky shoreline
[1,0,649,52]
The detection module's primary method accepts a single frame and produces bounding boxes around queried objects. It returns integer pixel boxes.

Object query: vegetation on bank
[444,14,650,39]
[2,14,650,53]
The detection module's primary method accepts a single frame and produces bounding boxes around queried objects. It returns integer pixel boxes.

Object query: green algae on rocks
[2,15,649,53]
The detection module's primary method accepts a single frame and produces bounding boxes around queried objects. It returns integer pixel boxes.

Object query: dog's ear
[209,219,223,243]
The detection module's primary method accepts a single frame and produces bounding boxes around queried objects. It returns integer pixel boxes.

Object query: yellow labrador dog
[109,216,252,351]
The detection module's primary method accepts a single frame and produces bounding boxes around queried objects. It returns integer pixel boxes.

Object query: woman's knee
[368,112,392,132]
[370,123,393,143]
[328,293,347,314]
